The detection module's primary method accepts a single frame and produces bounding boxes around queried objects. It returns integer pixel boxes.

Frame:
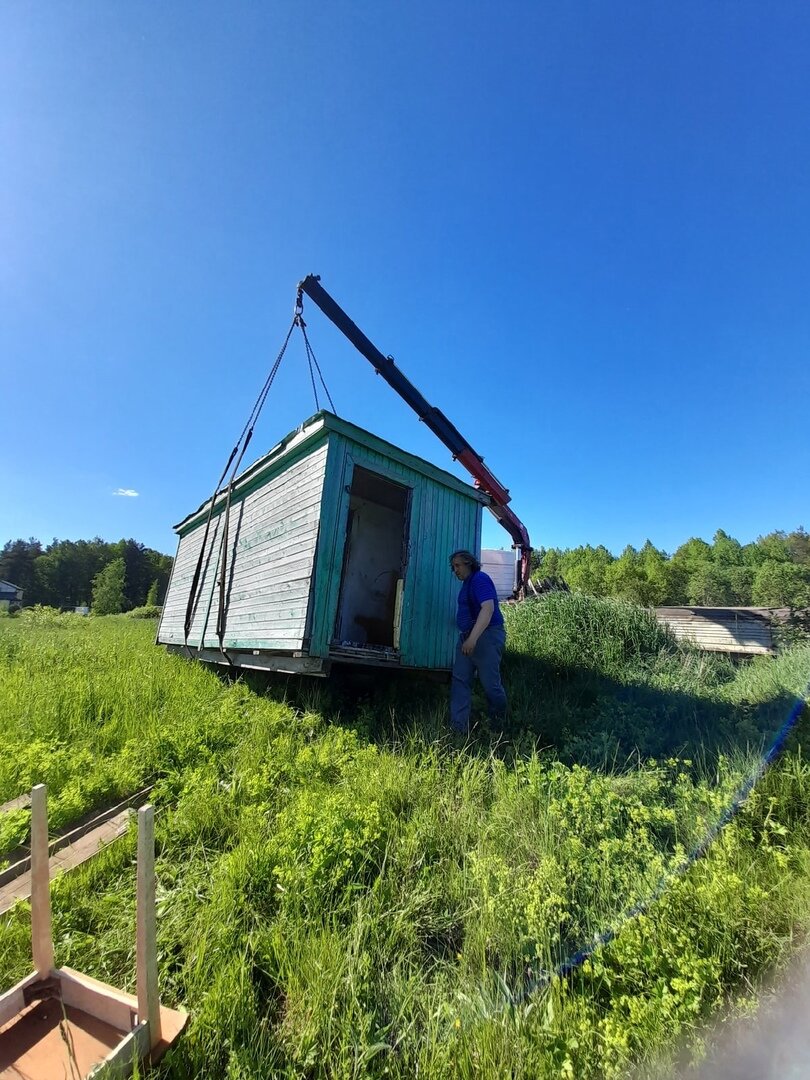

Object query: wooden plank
[219,625,311,642]
[0,786,154,889]
[223,577,313,603]
[220,599,312,622]
[226,548,317,580]
[222,535,321,580]
[221,602,314,622]
[30,784,53,976]
[199,497,322,557]
[0,998,128,1079]
[221,632,310,648]
[0,811,131,916]
[227,514,321,554]
[224,471,326,522]
[219,551,319,583]
[60,969,185,1075]
[227,484,324,529]
[176,478,320,550]
[155,532,183,645]
[60,968,139,1031]
[0,971,39,1028]
[0,792,31,815]
[393,578,404,650]
[88,1022,150,1079]
[222,584,313,610]
[221,602,311,622]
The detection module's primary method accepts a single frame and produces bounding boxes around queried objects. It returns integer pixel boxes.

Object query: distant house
[0,580,23,612]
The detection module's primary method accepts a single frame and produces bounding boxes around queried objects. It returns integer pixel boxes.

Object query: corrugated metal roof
[654,607,779,655]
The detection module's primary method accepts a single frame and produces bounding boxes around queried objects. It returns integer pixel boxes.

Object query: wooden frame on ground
[0,785,186,1079]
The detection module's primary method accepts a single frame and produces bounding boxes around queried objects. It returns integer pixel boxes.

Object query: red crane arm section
[297,275,533,594]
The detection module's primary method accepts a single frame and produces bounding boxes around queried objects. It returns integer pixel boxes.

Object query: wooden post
[30,784,54,975]
[136,804,162,1048]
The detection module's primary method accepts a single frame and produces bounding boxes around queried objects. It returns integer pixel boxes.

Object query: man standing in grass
[449,550,507,734]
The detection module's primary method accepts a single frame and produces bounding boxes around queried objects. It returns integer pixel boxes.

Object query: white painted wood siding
[158,443,328,650]
[157,514,223,647]
[481,549,515,600]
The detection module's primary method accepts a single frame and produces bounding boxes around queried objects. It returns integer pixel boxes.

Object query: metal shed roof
[654,606,780,655]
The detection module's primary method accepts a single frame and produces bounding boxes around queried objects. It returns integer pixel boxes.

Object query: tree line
[3,527,809,616]
[531,528,810,609]
[0,538,173,614]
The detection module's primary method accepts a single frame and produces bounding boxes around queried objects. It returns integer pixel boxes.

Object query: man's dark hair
[449,550,481,573]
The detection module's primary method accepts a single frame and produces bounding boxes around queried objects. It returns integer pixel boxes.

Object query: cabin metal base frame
[167,642,331,676]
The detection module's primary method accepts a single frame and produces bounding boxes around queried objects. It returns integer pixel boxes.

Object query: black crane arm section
[297,274,532,596]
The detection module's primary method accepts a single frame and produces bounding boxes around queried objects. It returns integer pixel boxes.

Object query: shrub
[504,592,678,681]
[127,604,162,619]
[18,604,63,620]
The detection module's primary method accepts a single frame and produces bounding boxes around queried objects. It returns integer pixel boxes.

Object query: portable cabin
[157,411,489,675]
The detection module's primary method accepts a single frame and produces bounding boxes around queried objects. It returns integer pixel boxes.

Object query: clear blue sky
[2,2,808,558]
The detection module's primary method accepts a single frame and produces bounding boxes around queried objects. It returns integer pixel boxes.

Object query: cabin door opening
[334,467,410,650]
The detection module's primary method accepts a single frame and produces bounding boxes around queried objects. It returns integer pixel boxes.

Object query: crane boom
[297,274,532,596]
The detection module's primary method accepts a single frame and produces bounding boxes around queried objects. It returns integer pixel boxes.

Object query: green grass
[1,601,809,1078]
[500,594,806,765]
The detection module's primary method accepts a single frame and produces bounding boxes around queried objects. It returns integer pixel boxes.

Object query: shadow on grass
[227,646,803,773]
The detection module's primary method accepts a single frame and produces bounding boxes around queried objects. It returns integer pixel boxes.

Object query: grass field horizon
[2,598,809,1077]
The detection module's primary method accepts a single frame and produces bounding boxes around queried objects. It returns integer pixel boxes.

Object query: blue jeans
[450,625,507,733]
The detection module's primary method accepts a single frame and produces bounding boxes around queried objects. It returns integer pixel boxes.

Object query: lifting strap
[299,311,336,414]
[182,291,338,658]
[182,314,298,654]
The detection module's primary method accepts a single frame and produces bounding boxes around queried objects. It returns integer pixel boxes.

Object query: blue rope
[474,674,810,1016]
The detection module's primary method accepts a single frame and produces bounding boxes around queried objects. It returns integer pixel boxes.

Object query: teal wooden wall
[308,431,482,668]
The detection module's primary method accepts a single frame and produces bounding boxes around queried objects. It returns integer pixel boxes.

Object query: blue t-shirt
[456,570,504,634]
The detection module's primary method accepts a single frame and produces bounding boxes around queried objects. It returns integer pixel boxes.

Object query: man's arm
[462,599,494,655]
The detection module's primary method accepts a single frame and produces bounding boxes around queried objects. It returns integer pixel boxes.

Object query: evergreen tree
[0,539,43,603]
[638,540,671,606]
[712,529,744,567]
[146,579,160,606]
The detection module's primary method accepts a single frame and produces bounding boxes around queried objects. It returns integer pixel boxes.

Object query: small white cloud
[112,488,139,497]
